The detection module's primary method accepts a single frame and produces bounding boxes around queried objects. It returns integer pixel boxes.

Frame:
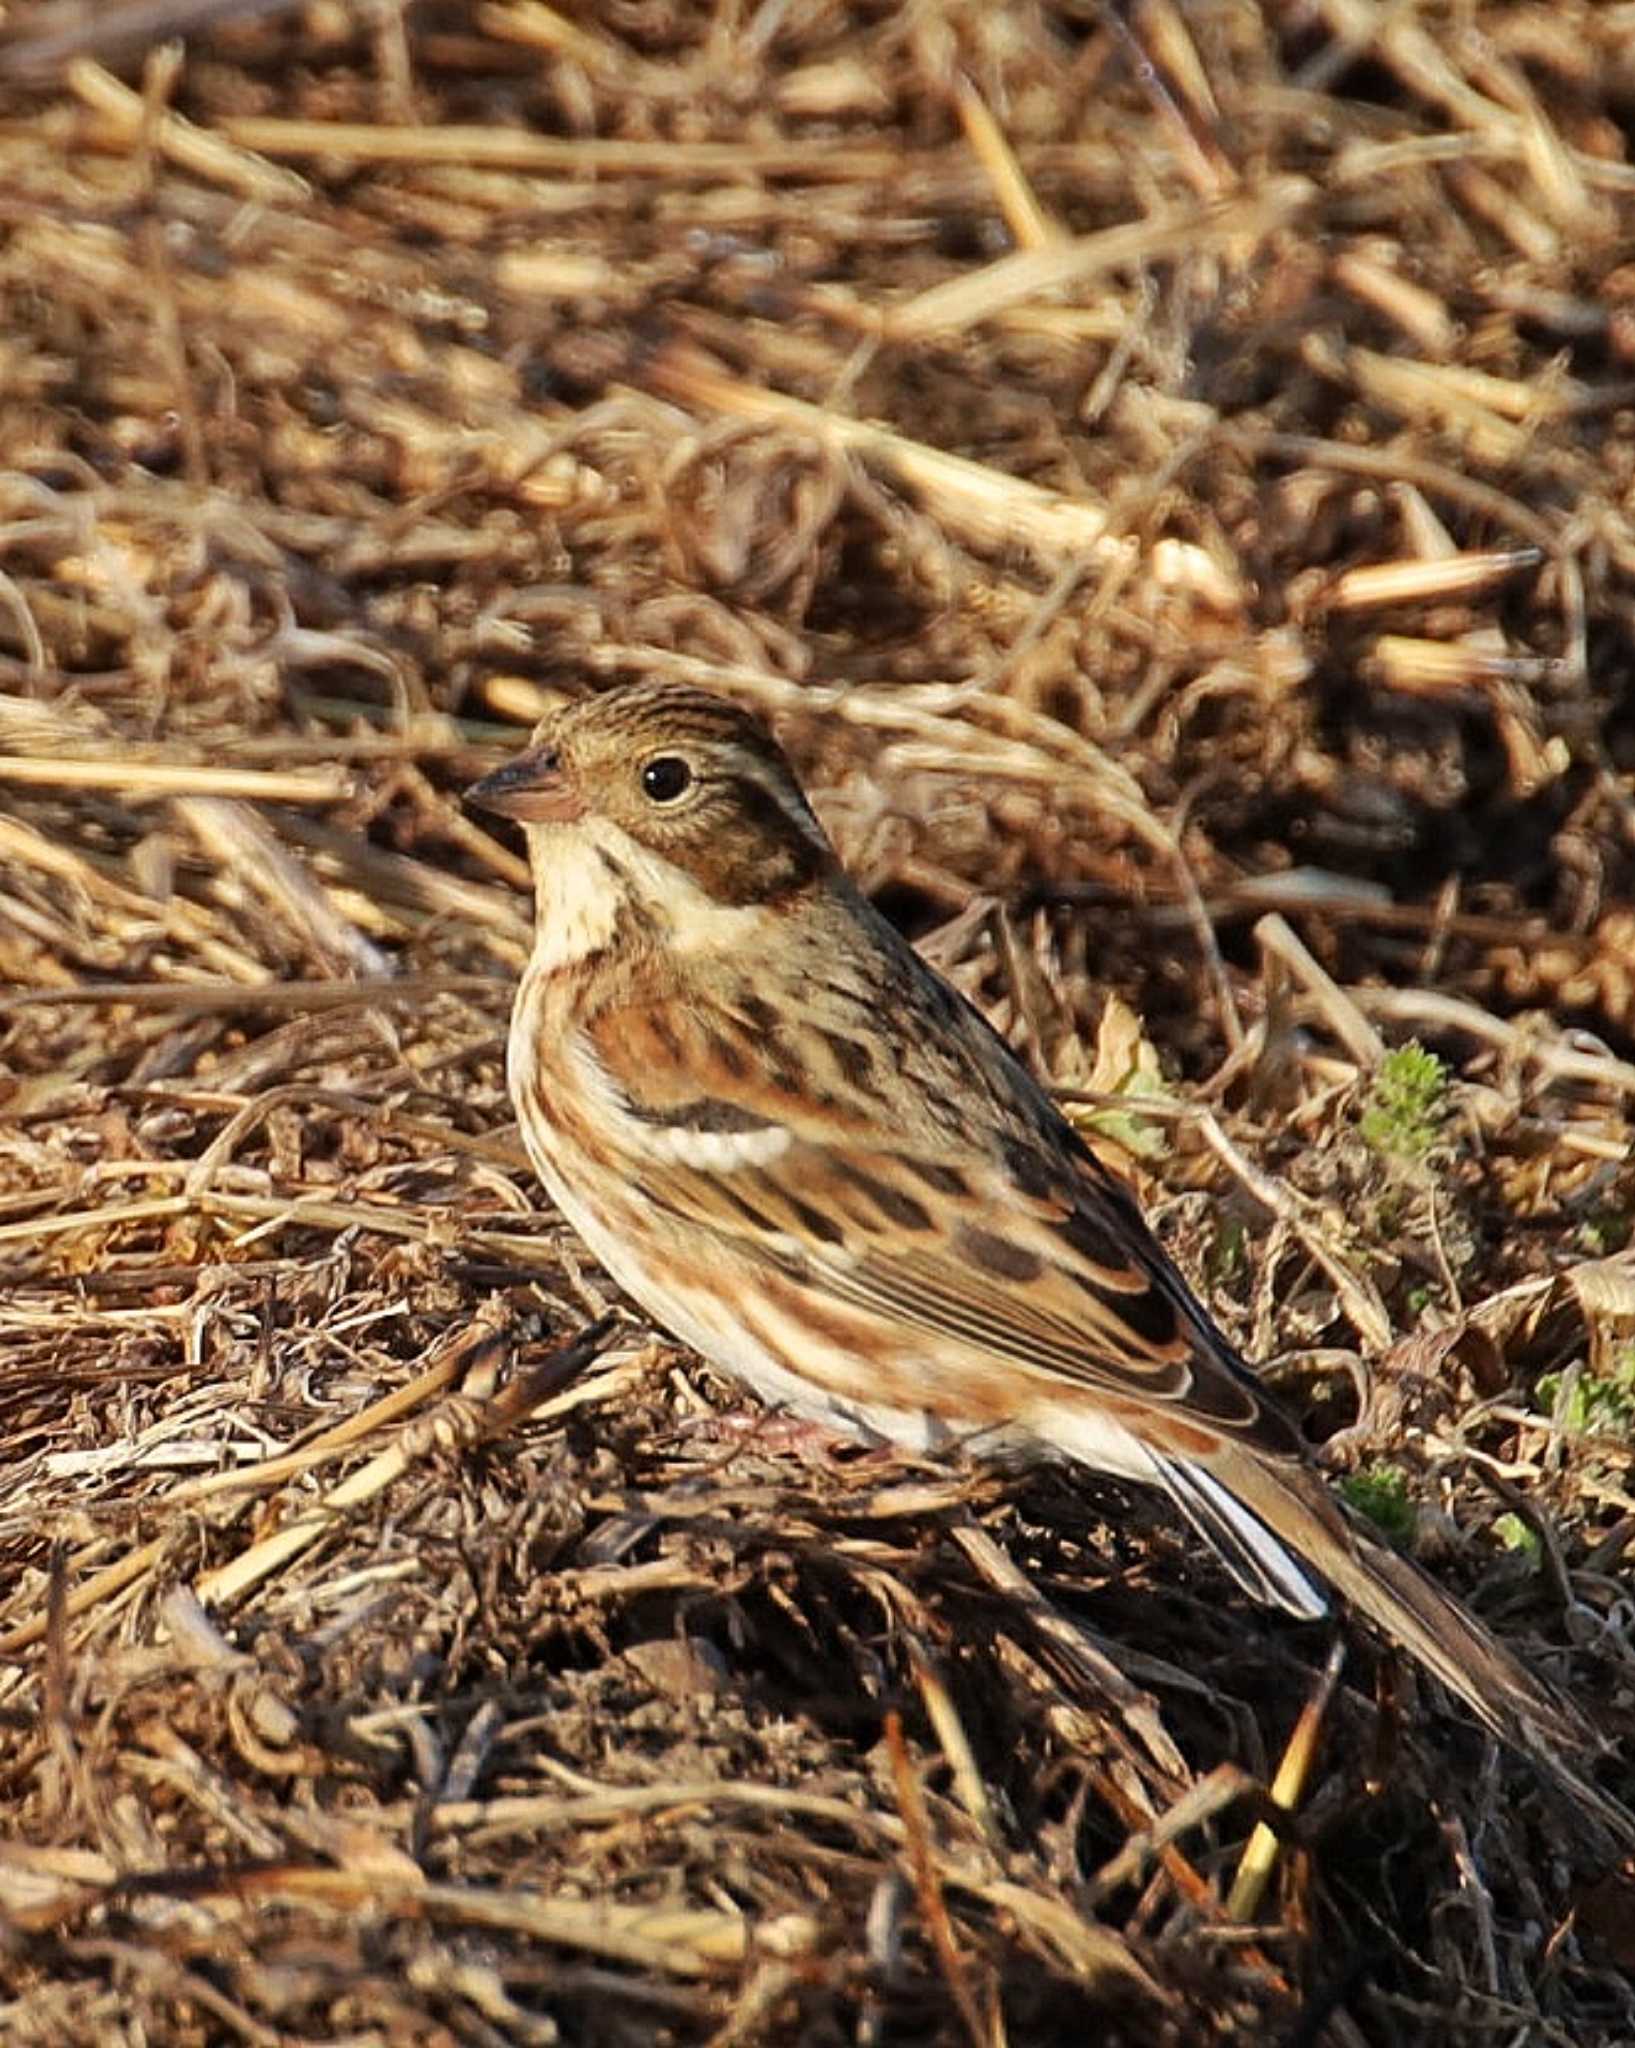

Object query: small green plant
[1340,1464,1416,1546]
[1493,1513,1542,1564]
[1536,1347,1635,1438]
[1208,1216,1248,1288]
[1067,995,1171,1163]
[1360,1041,1449,1167]
[1577,1209,1633,1258]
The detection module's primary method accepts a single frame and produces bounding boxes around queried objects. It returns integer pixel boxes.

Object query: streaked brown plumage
[469,680,1625,1832]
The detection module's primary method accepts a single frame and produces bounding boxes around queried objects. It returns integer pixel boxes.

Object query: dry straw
[3,1,1635,2042]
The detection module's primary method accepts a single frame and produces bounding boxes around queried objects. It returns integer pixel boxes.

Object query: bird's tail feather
[1210,1448,1635,1850]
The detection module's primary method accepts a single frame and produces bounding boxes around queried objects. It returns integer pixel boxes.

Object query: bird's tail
[1210,1447,1634,1849]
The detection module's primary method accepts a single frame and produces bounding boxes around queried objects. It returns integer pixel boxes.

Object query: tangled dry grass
[3,1,1635,2041]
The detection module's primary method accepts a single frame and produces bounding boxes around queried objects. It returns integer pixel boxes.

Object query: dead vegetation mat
[3,1,1635,2041]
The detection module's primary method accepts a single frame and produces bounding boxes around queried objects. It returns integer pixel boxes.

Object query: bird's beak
[466,746,587,825]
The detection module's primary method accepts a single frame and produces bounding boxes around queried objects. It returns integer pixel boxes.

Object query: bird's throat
[525,828,631,975]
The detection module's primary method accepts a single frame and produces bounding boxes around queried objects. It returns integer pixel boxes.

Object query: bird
[466,679,1622,1820]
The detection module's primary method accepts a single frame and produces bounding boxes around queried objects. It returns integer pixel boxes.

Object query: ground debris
[3,5,1635,2043]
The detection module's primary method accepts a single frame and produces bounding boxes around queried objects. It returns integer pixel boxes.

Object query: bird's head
[466,682,835,913]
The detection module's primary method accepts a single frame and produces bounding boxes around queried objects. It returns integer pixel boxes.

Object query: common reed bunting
[469,681,1616,1801]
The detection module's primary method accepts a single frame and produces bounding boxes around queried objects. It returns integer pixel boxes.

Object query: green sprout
[1360,1041,1449,1168]
[1340,1463,1416,1546]
[1537,1347,1635,1438]
[1575,1209,1632,1258]
[1208,1216,1248,1288]
[1493,1514,1542,1565]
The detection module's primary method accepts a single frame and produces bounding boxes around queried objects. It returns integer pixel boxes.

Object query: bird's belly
[623,1274,969,1454]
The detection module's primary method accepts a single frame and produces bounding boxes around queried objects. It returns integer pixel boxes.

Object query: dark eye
[641,755,693,803]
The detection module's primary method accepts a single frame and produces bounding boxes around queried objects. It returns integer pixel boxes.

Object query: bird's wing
[577,982,1305,1468]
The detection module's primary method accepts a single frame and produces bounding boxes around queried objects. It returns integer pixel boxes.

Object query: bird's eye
[641,755,693,804]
